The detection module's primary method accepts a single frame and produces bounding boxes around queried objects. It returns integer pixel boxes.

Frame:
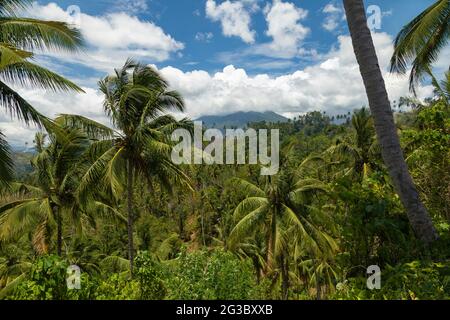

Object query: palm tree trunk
[280,254,289,300]
[266,210,277,270]
[127,159,135,275]
[56,206,62,257]
[343,0,438,243]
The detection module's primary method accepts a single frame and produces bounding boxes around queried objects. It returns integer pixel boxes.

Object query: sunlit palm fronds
[390,0,450,94]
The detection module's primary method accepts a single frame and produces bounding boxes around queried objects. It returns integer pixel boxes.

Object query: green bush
[134,251,166,300]
[333,260,450,300]
[10,255,68,300]
[165,248,267,300]
[94,273,139,300]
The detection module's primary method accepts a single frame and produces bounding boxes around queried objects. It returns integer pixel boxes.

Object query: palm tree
[326,108,380,179]
[229,166,336,299]
[0,0,84,185]
[0,117,123,256]
[343,0,438,243]
[74,59,192,274]
[0,126,86,255]
[390,0,450,94]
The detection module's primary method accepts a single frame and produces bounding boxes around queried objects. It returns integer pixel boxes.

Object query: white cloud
[195,32,214,42]
[323,3,341,14]
[113,0,149,14]
[28,2,184,72]
[206,0,257,44]
[1,32,435,145]
[322,2,343,32]
[0,86,107,146]
[251,0,309,59]
[156,32,432,120]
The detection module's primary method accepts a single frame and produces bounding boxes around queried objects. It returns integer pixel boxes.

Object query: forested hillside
[1,98,449,300]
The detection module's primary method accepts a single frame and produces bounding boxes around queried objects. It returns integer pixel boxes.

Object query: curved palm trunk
[343,0,438,243]
[127,159,135,275]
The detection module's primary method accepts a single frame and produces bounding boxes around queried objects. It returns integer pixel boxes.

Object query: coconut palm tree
[390,0,450,94]
[229,165,337,299]
[0,0,84,185]
[0,127,86,255]
[73,59,193,274]
[326,108,381,179]
[0,119,122,256]
[343,0,438,243]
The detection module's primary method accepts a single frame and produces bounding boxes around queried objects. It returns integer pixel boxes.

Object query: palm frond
[229,203,268,249]
[0,60,84,92]
[0,17,84,52]
[0,79,44,125]
[229,177,265,197]
[0,0,32,16]
[0,130,13,186]
[390,0,450,93]
[55,114,115,140]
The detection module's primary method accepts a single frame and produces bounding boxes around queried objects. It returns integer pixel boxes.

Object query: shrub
[165,248,266,300]
[134,251,166,300]
[10,255,68,300]
[333,260,450,300]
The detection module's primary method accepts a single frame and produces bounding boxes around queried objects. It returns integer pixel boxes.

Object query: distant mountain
[196,111,288,129]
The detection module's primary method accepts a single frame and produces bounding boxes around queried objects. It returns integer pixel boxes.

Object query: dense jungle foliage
[1,95,449,300]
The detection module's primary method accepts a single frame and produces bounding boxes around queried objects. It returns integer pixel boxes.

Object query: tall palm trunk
[266,210,277,271]
[55,206,62,257]
[127,159,135,274]
[280,253,289,300]
[343,0,438,243]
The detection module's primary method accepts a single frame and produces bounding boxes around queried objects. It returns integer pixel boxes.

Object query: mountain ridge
[196,111,288,128]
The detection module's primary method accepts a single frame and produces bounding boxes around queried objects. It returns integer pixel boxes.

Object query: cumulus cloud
[250,0,310,59]
[1,32,434,144]
[155,32,432,120]
[206,0,257,44]
[322,2,344,32]
[28,2,184,72]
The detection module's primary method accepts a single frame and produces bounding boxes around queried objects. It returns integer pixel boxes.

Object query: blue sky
[1,0,448,146]
[37,0,436,76]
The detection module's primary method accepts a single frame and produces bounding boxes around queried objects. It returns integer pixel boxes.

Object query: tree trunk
[266,210,277,271]
[56,206,62,257]
[280,254,289,300]
[343,0,438,243]
[127,159,135,275]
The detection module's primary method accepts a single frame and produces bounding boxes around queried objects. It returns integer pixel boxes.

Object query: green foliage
[0,50,449,301]
[9,255,68,300]
[335,174,415,270]
[334,260,450,300]
[134,251,166,300]
[402,102,450,219]
[165,249,267,300]
[94,273,139,300]
[390,0,450,93]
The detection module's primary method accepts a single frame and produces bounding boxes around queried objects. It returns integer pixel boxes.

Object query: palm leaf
[0,17,84,52]
[0,130,13,186]
[0,60,84,92]
[390,0,450,93]
[0,79,44,124]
